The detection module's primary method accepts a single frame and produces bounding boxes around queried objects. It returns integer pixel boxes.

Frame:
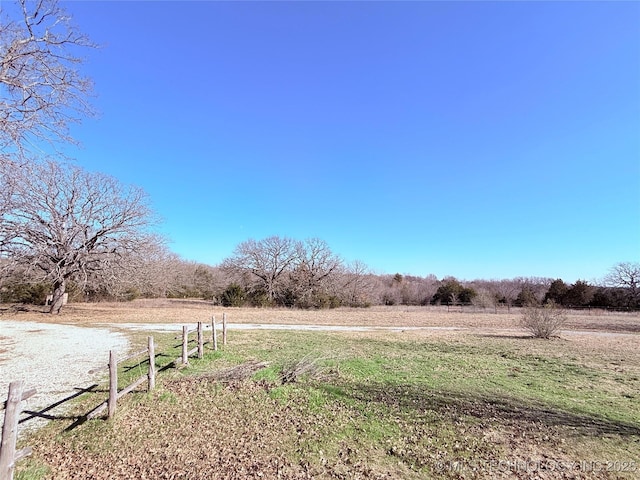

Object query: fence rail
[87,335,156,420]
[1,315,229,478]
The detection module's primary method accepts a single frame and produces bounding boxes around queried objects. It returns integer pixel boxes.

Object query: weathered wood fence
[178,323,203,366]
[1,314,230,478]
[87,335,156,420]
[178,315,227,366]
[210,313,228,352]
[0,381,36,480]
[90,316,228,419]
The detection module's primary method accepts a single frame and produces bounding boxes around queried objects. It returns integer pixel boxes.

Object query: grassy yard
[14,317,640,479]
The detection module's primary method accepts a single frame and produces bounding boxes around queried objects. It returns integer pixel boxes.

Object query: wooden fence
[0,381,36,480]
[177,316,226,365]
[89,316,227,419]
[86,335,156,420]
[1,315,229,478]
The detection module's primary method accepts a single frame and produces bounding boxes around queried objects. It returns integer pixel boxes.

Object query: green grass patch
[15,329,640,479]
[14,461,51,480]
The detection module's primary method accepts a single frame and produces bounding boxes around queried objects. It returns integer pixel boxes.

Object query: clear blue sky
[61,1,639,283]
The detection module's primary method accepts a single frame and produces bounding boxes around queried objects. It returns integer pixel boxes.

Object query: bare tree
[1,0,95,156]
[87,247,225,301]
[0,158,18,248]
[221,236,300,304]
[161,258,220,299]
[80,235,169,301]
[471,287,496,309]
[2,0,95,252]
[379,274,437,306]
[1,160,156,313]
[492,279,521,311]
[379,274,402,305]
[290,238,343,307]
[340,260,375,307]
[605,261,640,307]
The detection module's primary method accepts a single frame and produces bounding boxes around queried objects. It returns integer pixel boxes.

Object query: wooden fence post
[1,381,23,480]
[108,351,118,419]
[223,312,227,346]
[212,316,218,351]
[197,322,204,359]
[182,326,189,366]
[148,336,155,391]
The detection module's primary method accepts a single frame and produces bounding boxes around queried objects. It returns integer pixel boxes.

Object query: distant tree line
[2,230,638,311]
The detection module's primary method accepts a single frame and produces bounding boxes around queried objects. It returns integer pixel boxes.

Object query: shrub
[123,287,141,301]
[247,289,270,307]
[520,303,567,339]
[221,283,246,307]
[0,282,50,304]
[430,278,477,305]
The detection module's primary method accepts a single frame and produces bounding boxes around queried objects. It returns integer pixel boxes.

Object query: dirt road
[0,321,129,433]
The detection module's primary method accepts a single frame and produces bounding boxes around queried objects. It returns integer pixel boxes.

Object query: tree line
[2,229,638,312]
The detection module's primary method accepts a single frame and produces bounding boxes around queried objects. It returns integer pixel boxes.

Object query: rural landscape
[1,0,639,479]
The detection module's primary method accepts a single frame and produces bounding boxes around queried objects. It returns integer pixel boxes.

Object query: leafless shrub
[210,360,270,383]
[521,303,567,339]
[280,355,327,384]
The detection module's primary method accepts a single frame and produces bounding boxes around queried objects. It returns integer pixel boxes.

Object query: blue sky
[60,1,639,283]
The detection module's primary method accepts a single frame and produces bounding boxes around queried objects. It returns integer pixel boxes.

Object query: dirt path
[106,322,465,333]
[0,321,129,434]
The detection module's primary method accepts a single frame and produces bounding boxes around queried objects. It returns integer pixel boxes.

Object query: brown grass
[2,298,638,334]
[11,301,639,480]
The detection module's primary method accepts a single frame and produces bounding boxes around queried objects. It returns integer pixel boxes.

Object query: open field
[4,301,640,479]
[2,298,639,333]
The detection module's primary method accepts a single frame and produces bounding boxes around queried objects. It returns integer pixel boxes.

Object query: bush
[220,283,246,307]
[247,289,270,307]
[300,292,341,310]
[431,278,476,305]
[122,287,141,301]
[520,303,567,339]
[0,282,50,304]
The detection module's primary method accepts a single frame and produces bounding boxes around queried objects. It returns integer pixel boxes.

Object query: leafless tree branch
[0,0,96,157]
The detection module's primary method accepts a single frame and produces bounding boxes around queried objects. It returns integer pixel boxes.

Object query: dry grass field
[5,300,640,479]
[3,298,639,333]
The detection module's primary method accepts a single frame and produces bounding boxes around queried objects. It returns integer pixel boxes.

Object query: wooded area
[1,243,638,310]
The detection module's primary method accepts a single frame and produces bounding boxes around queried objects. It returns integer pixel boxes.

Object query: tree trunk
[49,279,66,314]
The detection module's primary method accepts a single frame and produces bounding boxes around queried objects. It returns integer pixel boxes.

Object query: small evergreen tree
[515,285,540,307]
[564,280,594,307]
[220,283,246,307]
[431,278,476,305]
[544,279,568,305]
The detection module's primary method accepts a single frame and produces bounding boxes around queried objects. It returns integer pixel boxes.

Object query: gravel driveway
[0,321,129,434]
